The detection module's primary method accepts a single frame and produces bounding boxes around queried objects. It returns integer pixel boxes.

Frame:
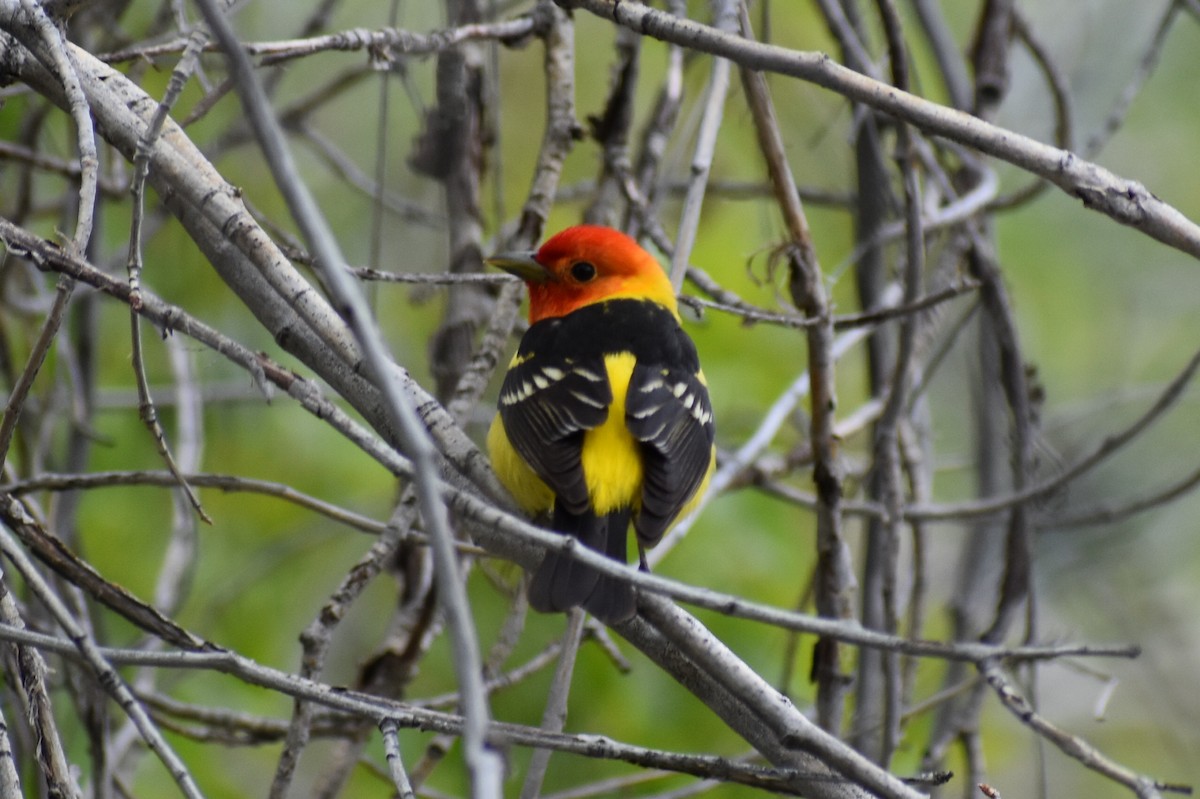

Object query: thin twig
[2,10,1190,794]
[987,8,1075,210]
[812,0,878,79]
[0,621,932,797]
[862,0,924,765]
[558,0,1200,260]
[907,342,1200,524]
[192,4,503,796]
[1048,459,1200,529]
[834,165,998,279]
[650,315,886,565]
[520,609,586,799]
[669,0,735,291]
[0,522,203,798]
[417,640,563,709]
[0,469,1141,681]
[98,15,544,64]
[736,8,855,731]
[380,719,418,799]
[583,22,641,227]
[639,597,923,799]
[273,498,417,796]
[0,140,125,195]
[0,0,101,474]
[980,660,1191,799]
[7,0,98,250]
[510,1,580,245]
[908,0,971,109]
[675,276,979,332]
[1,211,1186,670]
[425,0,491,402]
[0,276,75,471]
[368,0,402,277]
[0,575,75,797]
[293,121,443,226]
[352,268,514,285]
[1083,0,1183,158]
[0,694,20,797]
[126,23,211,524]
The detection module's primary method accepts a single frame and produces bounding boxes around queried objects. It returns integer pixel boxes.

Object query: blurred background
[1,0,1198,796]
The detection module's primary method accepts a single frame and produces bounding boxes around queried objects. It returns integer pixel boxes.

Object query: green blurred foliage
[2,0,1199,796]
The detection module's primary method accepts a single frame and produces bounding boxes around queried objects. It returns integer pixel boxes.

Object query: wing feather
[499,346,611,515]
[626,342,715,545]
[496,300,713,543]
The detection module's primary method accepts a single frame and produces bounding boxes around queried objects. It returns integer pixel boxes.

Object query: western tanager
[487,225,715,623]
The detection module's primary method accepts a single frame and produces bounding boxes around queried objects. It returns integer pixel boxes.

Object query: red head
[487,226,677,324]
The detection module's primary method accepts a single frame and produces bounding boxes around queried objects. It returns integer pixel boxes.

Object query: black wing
[625,331,715,546]
[499,299,713,538]
[497,333,611,515]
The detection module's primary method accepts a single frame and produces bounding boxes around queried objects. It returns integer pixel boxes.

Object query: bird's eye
[570,261,597,282]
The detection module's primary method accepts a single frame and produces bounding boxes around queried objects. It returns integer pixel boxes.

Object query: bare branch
[193,2,503,796]
[0,523,202,798]
[980,660,1192,798]
[558,0,1200,260]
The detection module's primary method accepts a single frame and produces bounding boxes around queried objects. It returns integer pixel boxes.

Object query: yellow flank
[581,352,644,514]
[488,415,555,513]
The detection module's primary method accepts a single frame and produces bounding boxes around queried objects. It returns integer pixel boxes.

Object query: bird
[486,225,715,624]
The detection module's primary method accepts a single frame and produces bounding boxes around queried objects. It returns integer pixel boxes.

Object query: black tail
[527,506,636,624]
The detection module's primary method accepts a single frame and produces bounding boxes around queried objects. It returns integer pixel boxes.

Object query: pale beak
[485,251,552,283]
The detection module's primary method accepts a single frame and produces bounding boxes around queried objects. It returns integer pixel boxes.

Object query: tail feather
[582,508,636,623]
[528,506,636,624]
[528,507,604,614]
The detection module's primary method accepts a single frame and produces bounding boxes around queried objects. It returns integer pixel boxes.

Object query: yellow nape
[487,415,554,514]
[600,277,680,321]
[581,352,643,514]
